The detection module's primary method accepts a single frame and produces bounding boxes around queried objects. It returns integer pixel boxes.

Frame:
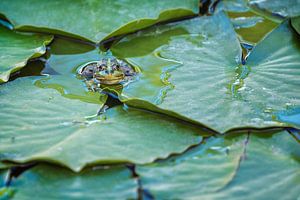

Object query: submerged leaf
[0,0,198,43]
[0,77,204,171]
[0,26,52,83]
[112,12,300,132]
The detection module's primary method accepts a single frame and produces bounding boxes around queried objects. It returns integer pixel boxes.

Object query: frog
[78,57,136,86]
[78,55,137,116]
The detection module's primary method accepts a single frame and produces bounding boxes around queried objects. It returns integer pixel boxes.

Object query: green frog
[78,57,136,86]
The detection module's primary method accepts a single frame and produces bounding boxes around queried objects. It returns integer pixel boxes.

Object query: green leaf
[216,0,279,44]
[248,0,300,18]
[292,16,300,35]
[0,26,53,83]
[0,0,198,43]
[0,77,203,172]
[8,165,137,200]
[112,12,300,133]
[36,38,107,104]
[218,0,249,12]
[137,131,300,199]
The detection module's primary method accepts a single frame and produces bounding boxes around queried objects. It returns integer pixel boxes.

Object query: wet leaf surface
[112,12,300,133]
[137,131,300,199]
[248,0,300,18]
[0,77,204,172]
[292,16,300,35]
[218,0,279,44]
[0,0,198,43]
[8,165,137,200]
[0,1,299,199]
[0,26,52,83]
[33,38,109,104]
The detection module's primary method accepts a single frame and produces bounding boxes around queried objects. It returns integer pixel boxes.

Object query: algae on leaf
[7,165,137,200]
[0,26,52,83]
[0,0,198,43]
[112,12,300,133]
[137,131,300,199]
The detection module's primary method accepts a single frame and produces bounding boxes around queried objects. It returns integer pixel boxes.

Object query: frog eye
[98,65,106,71]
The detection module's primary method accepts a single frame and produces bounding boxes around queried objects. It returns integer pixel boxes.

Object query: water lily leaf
[7,165,137,200]
[292,16,300,35]
[217,0,281,44]
[0,77,203,172]
[38,38,107,104]
[216,0,279,44]
[112,12,300,133]
[248,0,300,18]
[137,131,300,199]
[218,0,250,12]
[0,163,12,170]
[0,26,52,83]
[0,0,198,43]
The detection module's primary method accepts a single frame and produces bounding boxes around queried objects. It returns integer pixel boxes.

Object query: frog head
[94,58,125,85]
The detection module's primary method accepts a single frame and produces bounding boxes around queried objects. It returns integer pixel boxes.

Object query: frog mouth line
[95,74,125,80]
[95,74,125,85]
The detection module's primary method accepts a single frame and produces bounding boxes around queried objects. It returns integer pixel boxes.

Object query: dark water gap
[126,164,155,200]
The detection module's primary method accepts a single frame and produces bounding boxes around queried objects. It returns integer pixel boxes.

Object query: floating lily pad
[216,0,279,44]
[248,0,300,18]
[7,165,137,200]
[137,131,300,199]
[112,12,300,133]
[0,26,52,83]
[37,38,107,104]
[0,77,204,171]
[0,0,198,43]
[113,13,300,133]
[292,16,300,35]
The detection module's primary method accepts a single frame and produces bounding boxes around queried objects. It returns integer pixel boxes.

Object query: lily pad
[292,16,300,35]
[0,0,198,43]
[7,165,137,200]
[248,0,300,18]
[218,0,250,13]
[137,131,300,199]
[36,38,107,104]
[112,12,300,133]
[216,0,279,44]
[0,26,52,83]
[0,77,204,172]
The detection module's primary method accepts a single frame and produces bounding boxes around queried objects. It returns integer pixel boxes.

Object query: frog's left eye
[98,65,106,71]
